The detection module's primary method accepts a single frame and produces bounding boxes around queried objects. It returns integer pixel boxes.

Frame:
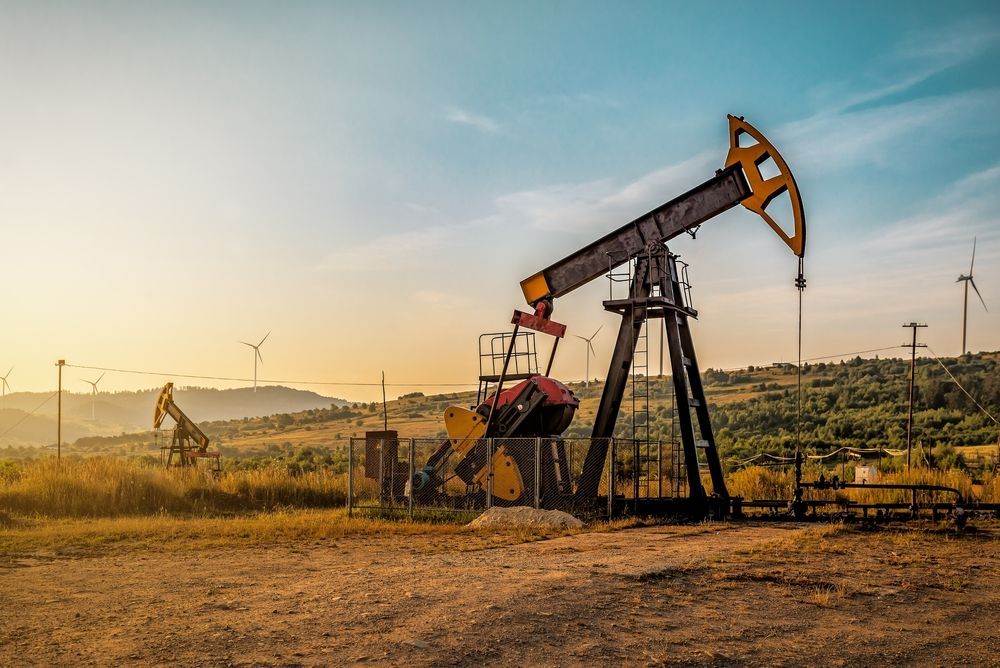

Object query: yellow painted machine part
[724,114,806,257]
[443,406,524,502]
[519,271,551,306]
[153,382,174,429]
[473,446,523,502]
[444,406,487,455]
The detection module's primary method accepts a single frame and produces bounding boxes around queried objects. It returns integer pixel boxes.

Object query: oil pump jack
[153,382,220,469]
[413,115,805,517]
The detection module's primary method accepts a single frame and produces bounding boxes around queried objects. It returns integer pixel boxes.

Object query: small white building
[854,465,879,484]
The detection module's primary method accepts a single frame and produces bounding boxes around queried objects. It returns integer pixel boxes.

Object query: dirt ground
[2,521,999,666]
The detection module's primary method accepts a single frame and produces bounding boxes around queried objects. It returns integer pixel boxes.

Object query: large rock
[467,506,583,529]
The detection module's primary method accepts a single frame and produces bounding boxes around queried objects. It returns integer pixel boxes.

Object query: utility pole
[381,371,388,431]
[56,359,65,461]
[902,324,927,471]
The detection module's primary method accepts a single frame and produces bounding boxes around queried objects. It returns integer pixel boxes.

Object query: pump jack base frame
[575,246,732,520]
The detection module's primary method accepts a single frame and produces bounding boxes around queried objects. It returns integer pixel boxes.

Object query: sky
[1,0,999,402]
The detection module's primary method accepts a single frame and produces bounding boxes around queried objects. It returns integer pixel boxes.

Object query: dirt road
[3,522,999,666]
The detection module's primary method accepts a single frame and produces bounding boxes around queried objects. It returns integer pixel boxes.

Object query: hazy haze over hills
[0,385,347,446]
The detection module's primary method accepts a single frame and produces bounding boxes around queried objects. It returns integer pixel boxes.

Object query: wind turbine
[242,331,270,392]
[1,367,11,408]
[957,237,988,355]
[573,325,603,389]
[82,372,105,420]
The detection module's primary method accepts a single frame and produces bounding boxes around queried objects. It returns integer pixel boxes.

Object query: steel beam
[521,165,750,304]
[575,257,651,501]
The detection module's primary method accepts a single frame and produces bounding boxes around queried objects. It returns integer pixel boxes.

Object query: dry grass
[0,457,347,518]
[806,582,849,607]
[976,474,1000,503]
[728,465,1000,505]
[0,509,407,555]
[6,456,997,523]
[726,466,797,500]
[0,507,602,558]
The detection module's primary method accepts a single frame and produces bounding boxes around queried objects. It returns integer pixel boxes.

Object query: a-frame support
[575,245,728,515]
[661,253,728,506]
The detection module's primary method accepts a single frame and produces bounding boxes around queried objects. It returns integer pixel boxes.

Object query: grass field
[3,456,999,522]
[0,457,347,518]
[726,464,1000,505]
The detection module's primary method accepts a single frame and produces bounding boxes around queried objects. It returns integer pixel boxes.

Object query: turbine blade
[970,279,988,311]
[572,335,588,342]
[241,341,254,348]
[96,372,105,384]
[4,367,11,378]
[258,331,271,347]
[591,324,603,339]
[589,342,596,356]
[256,348,264,364]
[970,237,976,274]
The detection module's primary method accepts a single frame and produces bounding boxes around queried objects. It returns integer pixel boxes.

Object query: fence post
[408,438,415,520]
[633,438,640,512]
[607,438,614,519]
[657,440,663,498]
[534,437,541,509]
[378,439,385,508]
[486,439,493,510]
[347,437,354,518]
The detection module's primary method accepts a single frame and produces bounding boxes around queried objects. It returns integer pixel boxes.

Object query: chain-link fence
[347,435,689,520]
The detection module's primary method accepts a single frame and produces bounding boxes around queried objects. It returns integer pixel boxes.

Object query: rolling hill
[0,385,347,448]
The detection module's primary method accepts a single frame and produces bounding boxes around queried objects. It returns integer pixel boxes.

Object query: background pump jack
[153,382,221,470]
[413,115,806,518]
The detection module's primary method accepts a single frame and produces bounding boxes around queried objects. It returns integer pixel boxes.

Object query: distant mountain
[0,385,347,446]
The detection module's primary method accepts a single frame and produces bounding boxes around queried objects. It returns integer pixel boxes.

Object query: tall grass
[3,456,996,520]
[0,457,347,518]
[727,464,1000,505]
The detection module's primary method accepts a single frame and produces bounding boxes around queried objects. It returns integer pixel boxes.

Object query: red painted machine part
[482,376,579,411]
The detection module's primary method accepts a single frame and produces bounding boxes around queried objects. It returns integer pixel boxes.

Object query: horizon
[2,2,999,402]
[2,348,995,407]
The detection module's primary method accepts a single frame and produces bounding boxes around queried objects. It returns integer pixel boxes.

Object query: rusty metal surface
[520,165,750,304]
[511,308,567,338]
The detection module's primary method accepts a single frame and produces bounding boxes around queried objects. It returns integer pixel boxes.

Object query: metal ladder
[660,251,728,505]
[631,308,651,497]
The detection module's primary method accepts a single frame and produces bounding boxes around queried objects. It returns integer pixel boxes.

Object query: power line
[801,345,903,363]
[63,363,479,388]
[64,344,912,392]
[0,391,58,440]
[925,345,999,425]
[713,345,902,373]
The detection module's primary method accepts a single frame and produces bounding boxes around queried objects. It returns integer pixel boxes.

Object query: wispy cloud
[863,163,1000,256]
[443,105,500,133]
[808,18,1000,116]
[896,18,1000,63]
[780,88,1000,172]
[404,201,443,217]
[493,150,717,233]
[314,225,452,272]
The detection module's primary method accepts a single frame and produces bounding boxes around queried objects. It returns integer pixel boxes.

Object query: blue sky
[1,1,998,400]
